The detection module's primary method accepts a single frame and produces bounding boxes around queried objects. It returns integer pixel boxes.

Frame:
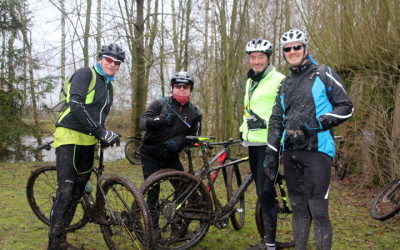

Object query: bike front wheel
[255,176,294,248]
[26,164,88,231]
[140,170,213,250]
[100,176,153,249]
[370,178,400,220]
[124,138,142,165]
[226,162,245,230]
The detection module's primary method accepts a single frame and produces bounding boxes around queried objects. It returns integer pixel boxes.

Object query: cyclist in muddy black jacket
[139,71,202,179]
[263,29,353,250]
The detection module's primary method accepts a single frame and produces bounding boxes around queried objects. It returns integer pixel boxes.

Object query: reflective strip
[326,71,348,94]
[267,143,278,152]
[324,186,330,199]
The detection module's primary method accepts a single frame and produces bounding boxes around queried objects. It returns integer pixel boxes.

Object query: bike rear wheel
[370,178,400,220]
[226,163,245,230]
[334,147,348,180]
[255,176,294,248]
[125,138,142,165]
[100,176,153,249]
[140,170,212,250]
[26,164,88,231]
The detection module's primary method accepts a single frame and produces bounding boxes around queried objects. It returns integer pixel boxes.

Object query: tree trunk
[83,0,92,66]
[18,3,42,160]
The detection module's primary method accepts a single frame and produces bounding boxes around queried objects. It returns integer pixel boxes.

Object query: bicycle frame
[81,146,132,225]
[177,138,251,223]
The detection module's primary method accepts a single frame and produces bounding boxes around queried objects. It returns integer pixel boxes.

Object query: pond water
[22,136,126,162]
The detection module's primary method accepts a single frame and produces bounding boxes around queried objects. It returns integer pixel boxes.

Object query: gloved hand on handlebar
[97,130,121,147]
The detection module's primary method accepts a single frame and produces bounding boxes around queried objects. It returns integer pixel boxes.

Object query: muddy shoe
[246,238,276,250]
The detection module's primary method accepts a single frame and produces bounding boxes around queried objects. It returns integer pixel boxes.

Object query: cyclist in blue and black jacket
[263,29,353,250]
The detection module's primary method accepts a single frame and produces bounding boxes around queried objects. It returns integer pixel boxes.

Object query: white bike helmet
[245,39,273,57]
[280,29,308,50]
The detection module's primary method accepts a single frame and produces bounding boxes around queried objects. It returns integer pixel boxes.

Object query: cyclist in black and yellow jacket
[239,38,285,250]
[48,43,125,249]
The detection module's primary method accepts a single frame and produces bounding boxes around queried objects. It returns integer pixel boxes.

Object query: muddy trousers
[48,144,94,249]
[283,150,333,250]
[249,146,278,244]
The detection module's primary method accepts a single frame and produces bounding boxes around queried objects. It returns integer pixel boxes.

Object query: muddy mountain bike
[332,135,348,180]
[140,136,294,249]
[370,177,400,221]
[124,133,143,165]
[26,141,153,249]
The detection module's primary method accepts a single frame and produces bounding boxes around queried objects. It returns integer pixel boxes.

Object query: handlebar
[36,141,54,151]
[334,136,343,140]
[186,136,217,142]
[210,138,241,146]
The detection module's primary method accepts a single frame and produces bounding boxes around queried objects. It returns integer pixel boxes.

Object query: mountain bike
[26,141,153,249]
[124,132,143,165]
[140,136,293,249]
[370,177,400,220]
[332,135,348,180]
[255,171,294,248]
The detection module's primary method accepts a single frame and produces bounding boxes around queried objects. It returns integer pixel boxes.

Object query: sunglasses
[283,45,304,53]
[174,84,191,90]
[103,55,122,66]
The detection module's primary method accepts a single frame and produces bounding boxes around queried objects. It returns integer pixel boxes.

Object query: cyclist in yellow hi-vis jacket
[239,38,285,249]
[49,44,125,249]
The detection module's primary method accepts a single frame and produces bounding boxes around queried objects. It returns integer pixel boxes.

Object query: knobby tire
[100,176,153,249]
[140,170,212,250]
[26,164,88,232]
[370,178,400,221]
[124,139,142,165]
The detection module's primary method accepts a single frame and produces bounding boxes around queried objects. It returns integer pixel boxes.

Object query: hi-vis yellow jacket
[239,66,285,144]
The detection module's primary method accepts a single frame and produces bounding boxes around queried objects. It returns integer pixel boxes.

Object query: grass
[0,153,399,249]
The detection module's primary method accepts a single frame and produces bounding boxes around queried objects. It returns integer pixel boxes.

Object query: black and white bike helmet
[245,39,273,57]
[98,43,125,62]
[171,71,194,87]
[280,29,308,50]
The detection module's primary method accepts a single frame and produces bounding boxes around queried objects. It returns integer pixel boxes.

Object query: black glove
[98,130,121,147]
[247,111,267,130]
[319,115,332,130]
[263,150,277,181]
[164,139,179,153]
[296,114,323,137]
[147,112,174,130]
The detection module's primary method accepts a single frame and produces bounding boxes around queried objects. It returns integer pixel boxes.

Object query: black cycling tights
[49,144,94,249]
[283,151,333,250]
[249,146,277,244]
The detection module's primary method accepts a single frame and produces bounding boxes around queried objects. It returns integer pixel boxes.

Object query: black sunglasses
[174,84,191,90]
[283,45,304,53]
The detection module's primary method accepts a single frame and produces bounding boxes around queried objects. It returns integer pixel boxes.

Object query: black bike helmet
[170,71,194,87]
[98,43,125,62]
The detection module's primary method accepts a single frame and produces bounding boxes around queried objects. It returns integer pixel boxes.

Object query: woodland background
[1,0,399,185]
